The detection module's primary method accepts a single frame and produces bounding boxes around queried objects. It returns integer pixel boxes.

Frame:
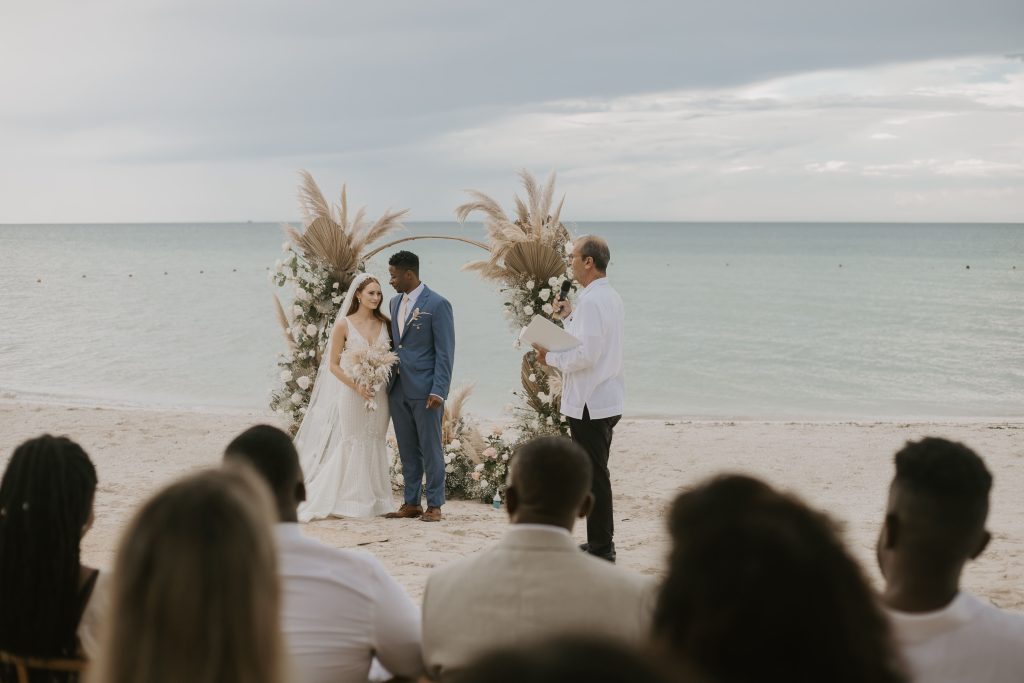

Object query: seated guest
[224,424,423,683]
[878,437,1024,682]
[421,436,655,681]
[449,637,672,683]
[89,467,285,683]
[653,474,907,683]
[0,435,107,682]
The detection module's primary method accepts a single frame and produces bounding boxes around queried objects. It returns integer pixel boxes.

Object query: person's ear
[881,513,899,550]
[296,481,307,505]
[970,529,991,560]
[579,492,594,519]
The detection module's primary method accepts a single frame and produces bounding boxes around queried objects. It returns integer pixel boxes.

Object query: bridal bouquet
[341,344,399,411]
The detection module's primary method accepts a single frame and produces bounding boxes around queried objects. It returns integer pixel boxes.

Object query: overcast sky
[1,0,1022,223]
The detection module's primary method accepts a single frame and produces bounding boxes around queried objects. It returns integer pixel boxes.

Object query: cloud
[0,2,1022,221]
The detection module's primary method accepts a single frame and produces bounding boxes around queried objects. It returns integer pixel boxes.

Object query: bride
[293,272,396,520]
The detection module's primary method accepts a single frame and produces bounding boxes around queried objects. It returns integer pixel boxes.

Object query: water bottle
[492,491,502,509]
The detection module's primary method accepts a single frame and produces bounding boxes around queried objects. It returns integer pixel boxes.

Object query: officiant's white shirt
[274,524,423,683]
[546,277,625,420]
[886,591,1024,683]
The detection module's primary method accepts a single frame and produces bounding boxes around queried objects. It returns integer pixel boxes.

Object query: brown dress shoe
[383,504,423,519]
[420,506,443,522]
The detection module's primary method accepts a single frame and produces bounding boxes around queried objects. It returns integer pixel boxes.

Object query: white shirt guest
[275,524,423,683]
[222,425,424,683]
[887,593,1024,683]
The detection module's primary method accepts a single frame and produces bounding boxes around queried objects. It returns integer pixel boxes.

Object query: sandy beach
[1,400,1021,609]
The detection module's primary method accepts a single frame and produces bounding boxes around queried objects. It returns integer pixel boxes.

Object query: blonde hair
[89,466,284,683]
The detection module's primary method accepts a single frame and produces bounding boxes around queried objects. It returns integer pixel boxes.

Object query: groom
[384,251,455,522]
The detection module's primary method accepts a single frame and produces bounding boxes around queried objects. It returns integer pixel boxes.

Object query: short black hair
[224,425,300,509]
[388,250,419,275]
[892,437,992,540]
[509,436,592,518]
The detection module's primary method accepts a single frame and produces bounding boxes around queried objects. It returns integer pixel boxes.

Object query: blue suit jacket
[388,285,455,400]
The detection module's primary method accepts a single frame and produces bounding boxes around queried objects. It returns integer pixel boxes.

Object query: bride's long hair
[345,275,393,346]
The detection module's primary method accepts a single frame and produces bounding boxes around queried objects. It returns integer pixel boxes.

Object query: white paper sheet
[518,315,581,352]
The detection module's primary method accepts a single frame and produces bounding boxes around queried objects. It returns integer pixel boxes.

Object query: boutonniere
[409,309,430,329]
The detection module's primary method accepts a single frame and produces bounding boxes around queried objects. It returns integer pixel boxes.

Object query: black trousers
[567,405,621,555]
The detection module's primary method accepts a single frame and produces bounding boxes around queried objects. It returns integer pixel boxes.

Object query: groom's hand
[426,394,444,410]
[531,344,549,367]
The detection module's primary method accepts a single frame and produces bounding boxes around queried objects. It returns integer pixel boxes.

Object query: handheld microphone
[557,280,572,302]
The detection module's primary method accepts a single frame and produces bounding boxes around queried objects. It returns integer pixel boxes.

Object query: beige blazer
[421,525,657,680]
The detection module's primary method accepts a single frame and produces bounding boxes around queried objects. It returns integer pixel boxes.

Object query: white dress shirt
[274,524,423,683]
[545,277,625,420]
[887,592,1024,683]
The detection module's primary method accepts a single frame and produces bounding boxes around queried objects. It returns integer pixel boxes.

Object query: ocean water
[0,222,1021,420]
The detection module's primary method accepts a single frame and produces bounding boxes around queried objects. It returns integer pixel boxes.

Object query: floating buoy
[232,268,237,272]
[82,275,86,278]
[164,271,168,275]
[200,270,204,274]
[966,265,970,270]
[838,264,843,268]
[36,279,41,283]
[128,274,133,277]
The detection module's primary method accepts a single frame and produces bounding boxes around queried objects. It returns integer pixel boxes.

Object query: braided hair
[0,435,97,657]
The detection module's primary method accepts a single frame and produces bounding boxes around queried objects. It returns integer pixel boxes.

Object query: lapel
[390,295,401,341]
[400,285,431,341]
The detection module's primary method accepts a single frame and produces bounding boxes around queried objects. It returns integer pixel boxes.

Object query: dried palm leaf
[298,170,333,225]
[442,383,475,445]
[520,354,547,413]
[504,242,567,282]
[271,293,296,353]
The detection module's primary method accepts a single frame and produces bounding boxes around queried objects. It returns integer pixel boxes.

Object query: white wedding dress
[296,318,395,521]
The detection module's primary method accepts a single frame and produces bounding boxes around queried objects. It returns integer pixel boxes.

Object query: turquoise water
[0,222,1021,419]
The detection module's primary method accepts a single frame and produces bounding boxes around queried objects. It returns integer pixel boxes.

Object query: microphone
[557,280,572,302]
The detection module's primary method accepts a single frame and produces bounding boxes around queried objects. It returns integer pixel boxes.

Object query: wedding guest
[422,436,654,681]
[224,424,424,683]
[533,235,624,562]
[449,637,672,683]
[654,474,907,683]
[878,437,1024,682]
[0,435,107,680]
[89,467,285,683]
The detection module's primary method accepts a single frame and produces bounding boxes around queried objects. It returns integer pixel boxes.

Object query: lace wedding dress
[296,318,395,521]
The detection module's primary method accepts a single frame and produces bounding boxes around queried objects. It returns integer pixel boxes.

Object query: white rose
[538,392,550,403]
[308,349,316,358]
[445,464,454,473]
[539,288,550,301]
[280,370,293,382]
[501,453,509,461]
[474,463,485,472]
[450,439,462,450]
[523,305,534,316]
[528,374,536,382]
[296,376,311,390]
[291,392,302,404]
[305,323,318,337]
[444,454,453,464]
[480,478,488,487]
[547,417,554,425]
[526,280,535,289]
[332,296,342,304]
[542,303,553,315]
[548,276,558,287]
[332,282,340,289]
[292,305,303,317]
[564,240,573,254]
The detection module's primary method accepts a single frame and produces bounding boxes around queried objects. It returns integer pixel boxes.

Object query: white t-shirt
[275,524,423,683]
[887,592,1024,683]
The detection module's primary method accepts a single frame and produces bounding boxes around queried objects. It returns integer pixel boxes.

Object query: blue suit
[388,285,455,508]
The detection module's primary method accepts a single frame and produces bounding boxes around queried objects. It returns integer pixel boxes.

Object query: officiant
[533,235,625,563]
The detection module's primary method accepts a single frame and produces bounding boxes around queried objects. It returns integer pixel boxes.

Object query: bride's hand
[358,385,375,402]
